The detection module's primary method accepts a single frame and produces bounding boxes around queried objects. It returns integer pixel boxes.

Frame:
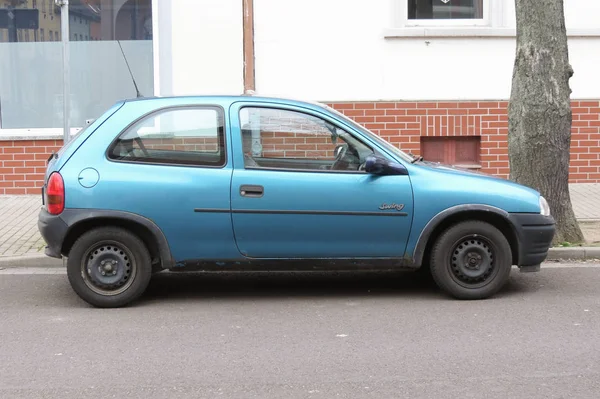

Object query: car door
[229,102,414,259]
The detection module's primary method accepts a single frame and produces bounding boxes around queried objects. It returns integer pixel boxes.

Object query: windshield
[320,104,416,163]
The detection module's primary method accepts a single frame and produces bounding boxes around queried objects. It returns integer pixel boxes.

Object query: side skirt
[168,258,418,272]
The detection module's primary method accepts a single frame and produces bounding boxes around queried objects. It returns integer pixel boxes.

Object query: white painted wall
[252,0,600,101]
[158,0,244,96]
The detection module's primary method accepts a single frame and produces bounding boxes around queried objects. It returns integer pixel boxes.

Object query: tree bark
[508,0,584,244]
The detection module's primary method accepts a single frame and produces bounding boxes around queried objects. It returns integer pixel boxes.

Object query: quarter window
[239,107,373,172]
[108,107,226,167]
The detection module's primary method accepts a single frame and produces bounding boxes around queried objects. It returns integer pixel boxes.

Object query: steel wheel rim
[80,240,137,296]
[448,235,499,289]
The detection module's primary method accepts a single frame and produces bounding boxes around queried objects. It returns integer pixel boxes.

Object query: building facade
[1,0,599,194]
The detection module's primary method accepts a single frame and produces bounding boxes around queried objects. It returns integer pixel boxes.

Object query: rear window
[107,106,226,167]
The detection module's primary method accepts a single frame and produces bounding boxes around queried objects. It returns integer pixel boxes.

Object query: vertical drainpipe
[242,0,255,94]
[243,0,261,156]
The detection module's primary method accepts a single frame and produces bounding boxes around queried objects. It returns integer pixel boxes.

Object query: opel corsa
[38,95,555,307]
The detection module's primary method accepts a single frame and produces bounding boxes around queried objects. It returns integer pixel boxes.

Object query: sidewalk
[1,184,599,258]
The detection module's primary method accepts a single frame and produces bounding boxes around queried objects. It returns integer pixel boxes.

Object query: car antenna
[117,40,143,98]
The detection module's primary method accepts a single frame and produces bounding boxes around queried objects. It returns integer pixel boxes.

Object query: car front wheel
[430,221,512,300]
[67,227,152,308]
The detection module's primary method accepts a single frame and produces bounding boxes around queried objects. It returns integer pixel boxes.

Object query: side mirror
[364,154,407,176]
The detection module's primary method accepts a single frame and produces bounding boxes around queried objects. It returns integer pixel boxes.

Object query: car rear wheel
[430,221,512,300]
[67,227,152,308]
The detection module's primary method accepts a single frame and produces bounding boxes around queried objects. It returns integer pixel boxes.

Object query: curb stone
[547,247,600,261]
[0,255,64,269]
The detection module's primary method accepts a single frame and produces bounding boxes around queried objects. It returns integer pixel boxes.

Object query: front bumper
[37,208,69,259]
[509,213,556,267]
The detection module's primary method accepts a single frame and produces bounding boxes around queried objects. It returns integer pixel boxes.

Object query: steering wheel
[331,144,349,170]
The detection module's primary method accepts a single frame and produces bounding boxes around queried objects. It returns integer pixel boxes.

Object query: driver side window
[239,107,373,172]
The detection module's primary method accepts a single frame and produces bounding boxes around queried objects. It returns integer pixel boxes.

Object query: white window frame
[386,0,511,37]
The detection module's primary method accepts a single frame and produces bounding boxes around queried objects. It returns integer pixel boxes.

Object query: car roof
[121,94,331,110]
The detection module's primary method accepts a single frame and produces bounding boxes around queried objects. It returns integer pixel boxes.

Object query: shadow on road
[137,269,533,304]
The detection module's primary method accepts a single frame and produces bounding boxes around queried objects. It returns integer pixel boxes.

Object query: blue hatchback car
[38,95,555,307]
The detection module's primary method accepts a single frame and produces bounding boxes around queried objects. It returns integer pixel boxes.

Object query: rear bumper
[509,213,555,267]
[37,208,68,259]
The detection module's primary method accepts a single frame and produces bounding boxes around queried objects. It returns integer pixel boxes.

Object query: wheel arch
[411,205,520,267]
[60,210,174,269]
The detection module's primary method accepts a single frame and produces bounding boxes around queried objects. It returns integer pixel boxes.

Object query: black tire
[430,221,512,300]
[67,227,152,308]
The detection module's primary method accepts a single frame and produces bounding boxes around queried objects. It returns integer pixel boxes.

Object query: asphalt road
[1,263,600,398]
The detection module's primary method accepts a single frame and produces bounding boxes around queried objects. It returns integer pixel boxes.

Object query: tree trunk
[508,0,584,245]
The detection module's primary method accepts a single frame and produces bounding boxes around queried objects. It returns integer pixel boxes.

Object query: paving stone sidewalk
[1,183,599,258]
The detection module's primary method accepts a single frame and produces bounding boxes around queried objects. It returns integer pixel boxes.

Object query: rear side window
[108,106,226,167]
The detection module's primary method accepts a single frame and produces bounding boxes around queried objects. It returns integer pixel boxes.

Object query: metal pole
[57,0,70,143]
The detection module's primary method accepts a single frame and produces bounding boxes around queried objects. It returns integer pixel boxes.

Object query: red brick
[330,103,354,110]
[569,173,588,180]
[374,116,396,122]
[386,123,406,129]
[3,147,25,154]
[4,188,26,194]
[25,174,45,181]
[427,109,447,116]
[448,109,468,116]
[467,109,489,115]
[342,110,364,117]
[572,107,590,114]
[579,140,599,147]
[385,109,407,116]
[580,114,599,121]
[0,181,14,187]
[375,102,397,109]
[26,187,42,195]
[458,102,479,108]
[354,103,375,110]
[0,154,14,160]
[354,116,375,124]
[437,102,459,108]
[388,136,410,143]
[295,144,317,150]
[396,103,417,109]
[590,121,600,127]
[579,101,600,107]
[3,160,24,167]
[589,160,600,166]
[579,154,597,160]
[365,109,386,116]
[478,101,499,108]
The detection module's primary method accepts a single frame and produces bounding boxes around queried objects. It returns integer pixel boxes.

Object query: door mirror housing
[364,154,408,176]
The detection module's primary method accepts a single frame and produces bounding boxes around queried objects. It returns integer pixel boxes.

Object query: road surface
[1,262,599,398]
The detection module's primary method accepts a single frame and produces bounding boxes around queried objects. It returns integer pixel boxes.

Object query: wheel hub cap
[82,244,135,296]
[451,238,495,284]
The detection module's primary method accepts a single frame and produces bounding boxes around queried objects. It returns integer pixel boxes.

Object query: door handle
[240,185,264,198]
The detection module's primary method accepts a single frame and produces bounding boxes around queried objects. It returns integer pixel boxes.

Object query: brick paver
[569,183,600,221]
[0,184,599,258]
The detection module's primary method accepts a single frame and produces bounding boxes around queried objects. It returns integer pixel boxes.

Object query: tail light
[46,172,65,215]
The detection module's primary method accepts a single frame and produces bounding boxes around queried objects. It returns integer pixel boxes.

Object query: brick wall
[327,100,600,183]
[1,99,599,194]
[0,140,61,195]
